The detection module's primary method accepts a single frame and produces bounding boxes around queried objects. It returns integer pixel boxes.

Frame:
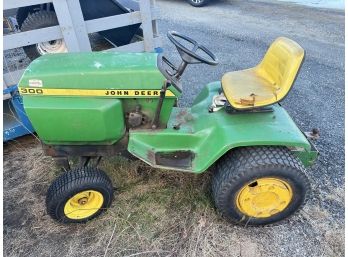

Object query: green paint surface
[128,82,317,172]
[19,52,181,96]
[24,96,125,144]
[20,52,180,143]
[19,52,170,90]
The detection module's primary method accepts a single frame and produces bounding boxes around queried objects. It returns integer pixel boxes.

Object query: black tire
[16,6,41,28]
[212,146,310,226]
[21,11,63,61]
[46,167,114,223]
[187,0,210,7]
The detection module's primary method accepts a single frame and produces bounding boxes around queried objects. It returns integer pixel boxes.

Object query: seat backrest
[257,37,305,100]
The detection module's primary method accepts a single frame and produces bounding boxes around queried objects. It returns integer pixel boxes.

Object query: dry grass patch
[3,136,345,257]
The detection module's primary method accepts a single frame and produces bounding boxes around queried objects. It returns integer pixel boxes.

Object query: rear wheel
[212,146,310,226]
[21,11,67,61]
[46,167,114,223]
[187,0,210,7]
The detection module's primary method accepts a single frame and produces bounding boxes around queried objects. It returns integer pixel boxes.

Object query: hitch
[304,128,320,140]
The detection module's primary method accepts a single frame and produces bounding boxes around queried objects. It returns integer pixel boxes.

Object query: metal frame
[3,86,35,141]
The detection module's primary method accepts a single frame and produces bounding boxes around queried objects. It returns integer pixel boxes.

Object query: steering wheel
[167,31,218,66]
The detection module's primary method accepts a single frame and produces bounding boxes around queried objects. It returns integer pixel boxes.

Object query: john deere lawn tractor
[18,31,318,225]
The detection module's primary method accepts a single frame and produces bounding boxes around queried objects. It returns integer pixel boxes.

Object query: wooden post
[52,0,91,52]
[139,0,155,52]
[65,0,92,52]
[151,0,159,37]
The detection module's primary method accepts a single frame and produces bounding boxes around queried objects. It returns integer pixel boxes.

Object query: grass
[3,135,345,257]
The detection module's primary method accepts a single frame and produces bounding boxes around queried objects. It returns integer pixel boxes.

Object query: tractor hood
[18,52,166,91]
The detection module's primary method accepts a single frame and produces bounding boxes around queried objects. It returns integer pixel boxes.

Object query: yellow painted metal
[222,37,304,109]
[236,177,293,218]
[64,190,104,220]
[18,87,176,98]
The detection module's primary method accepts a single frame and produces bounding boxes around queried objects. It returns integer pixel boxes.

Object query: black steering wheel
[167,31,218,66]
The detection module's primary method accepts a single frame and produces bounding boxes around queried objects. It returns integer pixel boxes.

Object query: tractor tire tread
[46,167,113,223]
[21,11,58,31]
[212,146,310,226]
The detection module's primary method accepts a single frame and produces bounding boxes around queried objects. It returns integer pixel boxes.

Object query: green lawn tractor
[18,31,318,226]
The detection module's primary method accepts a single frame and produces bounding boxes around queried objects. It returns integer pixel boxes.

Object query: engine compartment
[18,52,180,144]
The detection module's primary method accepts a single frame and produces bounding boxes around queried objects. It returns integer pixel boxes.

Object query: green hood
[19,52,165,90]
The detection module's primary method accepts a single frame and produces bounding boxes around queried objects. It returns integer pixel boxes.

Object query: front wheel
[212,146,310,226]
[46,167,114,223]
[187,0,210,7]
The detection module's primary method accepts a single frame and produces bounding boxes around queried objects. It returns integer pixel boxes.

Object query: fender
[128,82,317,173]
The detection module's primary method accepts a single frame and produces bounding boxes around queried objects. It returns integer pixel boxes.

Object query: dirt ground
[3,0,345,256]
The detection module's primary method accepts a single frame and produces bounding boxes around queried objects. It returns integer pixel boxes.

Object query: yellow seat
[221,37,304,110]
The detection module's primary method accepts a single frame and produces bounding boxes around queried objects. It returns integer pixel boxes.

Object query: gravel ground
[3,0,344,256]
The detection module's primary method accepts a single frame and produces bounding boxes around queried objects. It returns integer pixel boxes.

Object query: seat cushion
[221,37,304,110]
[222,68,280,109]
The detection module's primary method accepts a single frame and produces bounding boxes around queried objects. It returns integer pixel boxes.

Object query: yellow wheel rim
[236,177,293,218]
[64,190,104,220]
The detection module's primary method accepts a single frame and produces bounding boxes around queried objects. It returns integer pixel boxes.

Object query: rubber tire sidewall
[187,0,209,7]
[46,168,114,224]
[217,167,308,226]
[21,11,60,61]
